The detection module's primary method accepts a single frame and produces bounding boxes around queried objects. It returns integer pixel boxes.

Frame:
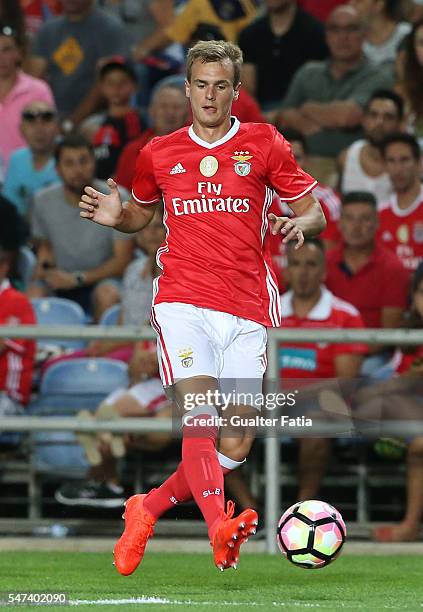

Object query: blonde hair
[186,40,243,88]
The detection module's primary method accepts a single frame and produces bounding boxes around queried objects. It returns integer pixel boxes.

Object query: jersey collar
[188,116,240,149]
[390,185,423,217]
[281,286,333,320]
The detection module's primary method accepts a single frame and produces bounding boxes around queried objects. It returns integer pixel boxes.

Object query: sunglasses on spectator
[22,110,56,122]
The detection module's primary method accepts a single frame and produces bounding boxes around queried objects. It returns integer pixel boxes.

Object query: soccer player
[79,40,326,574]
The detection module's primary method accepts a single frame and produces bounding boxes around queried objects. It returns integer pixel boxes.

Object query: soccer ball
[276,500,346,569]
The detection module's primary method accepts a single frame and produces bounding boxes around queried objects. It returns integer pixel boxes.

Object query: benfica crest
[231,151,253,176]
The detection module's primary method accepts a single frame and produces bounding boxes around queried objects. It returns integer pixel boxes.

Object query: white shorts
[104,378,168,414]
[151,302,267,408]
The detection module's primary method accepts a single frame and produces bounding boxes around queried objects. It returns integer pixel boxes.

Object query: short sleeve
[267,128,317,202]
[131,142,161,206]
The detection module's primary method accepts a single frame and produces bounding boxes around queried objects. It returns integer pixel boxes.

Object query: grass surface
[1,551,423,611]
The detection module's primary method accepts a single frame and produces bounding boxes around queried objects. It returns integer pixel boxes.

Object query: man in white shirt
[338,89,404,203]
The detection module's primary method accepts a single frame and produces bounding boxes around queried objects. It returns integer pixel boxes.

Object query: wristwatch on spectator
[74,272,86,287]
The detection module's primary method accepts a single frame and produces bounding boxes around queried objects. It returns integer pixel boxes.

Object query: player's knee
[219,437,251,463]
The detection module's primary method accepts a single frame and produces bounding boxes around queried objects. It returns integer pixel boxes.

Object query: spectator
[0,244,36,416]
[279,238,365,500]
[0,23,54,175]
[276,5,394,162]
[132,0,259,62]
[44,205,166,373]
[28,133,134,321]
[53,207,172,508]
[395,20,423,147]
[379,132,423,272]
[30,0,129,125]
[267,128,342,288]
[238,0,328,114]
[350,0,411,66]
[3,101,60,217]
[326,191,409,374]
[54,373,173,507]
[91,57,143,180]
[351,264,423,542]
[338,88,404,203]
[115,82,188,190]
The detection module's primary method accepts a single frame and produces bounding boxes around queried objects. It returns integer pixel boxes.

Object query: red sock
[144,462,231,520]
[144,462,190,519]
[181,411,224,541]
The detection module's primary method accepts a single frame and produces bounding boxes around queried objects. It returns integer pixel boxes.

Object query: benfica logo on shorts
[231,151,253,176]
[178,347,193,368]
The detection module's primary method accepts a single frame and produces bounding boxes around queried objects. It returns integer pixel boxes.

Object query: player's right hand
[79,178,123,227]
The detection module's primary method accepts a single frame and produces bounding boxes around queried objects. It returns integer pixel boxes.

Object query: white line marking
[68,598,402,609]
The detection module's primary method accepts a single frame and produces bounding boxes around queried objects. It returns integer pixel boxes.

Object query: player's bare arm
[79,178,157,233]
[268,194,326,249]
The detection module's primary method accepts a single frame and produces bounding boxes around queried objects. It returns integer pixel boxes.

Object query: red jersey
[325,243,409,328]
[389,347,423,375]
[280,287,366,380]
[378,188,423,272]
[268,183,341,290]
[0,280,35,404]
[132,119,317,327]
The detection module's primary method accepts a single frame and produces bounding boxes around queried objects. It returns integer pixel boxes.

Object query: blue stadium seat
[31,297,87,350]
[99,303,121,326]
[40,357,129,395]
[29,358,129,476]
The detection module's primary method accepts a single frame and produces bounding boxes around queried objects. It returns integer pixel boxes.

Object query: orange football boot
[113,494,156,575]
[212,500,258,571]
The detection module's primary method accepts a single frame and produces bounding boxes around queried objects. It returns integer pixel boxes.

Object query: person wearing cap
[90,57,144,180]
[3,101,60,217]
[0,23,54,175]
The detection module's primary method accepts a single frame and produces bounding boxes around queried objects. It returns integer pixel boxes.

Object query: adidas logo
[170,162,186,175]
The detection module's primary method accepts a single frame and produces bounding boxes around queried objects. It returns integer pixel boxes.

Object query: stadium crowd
[0,0,423,541]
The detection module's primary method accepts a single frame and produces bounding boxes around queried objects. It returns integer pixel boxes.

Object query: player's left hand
[268,213,304,249]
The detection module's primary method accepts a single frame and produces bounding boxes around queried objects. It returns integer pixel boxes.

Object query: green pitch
[1,551,423,611]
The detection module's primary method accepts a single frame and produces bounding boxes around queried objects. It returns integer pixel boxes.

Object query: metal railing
[1,324,423,552]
